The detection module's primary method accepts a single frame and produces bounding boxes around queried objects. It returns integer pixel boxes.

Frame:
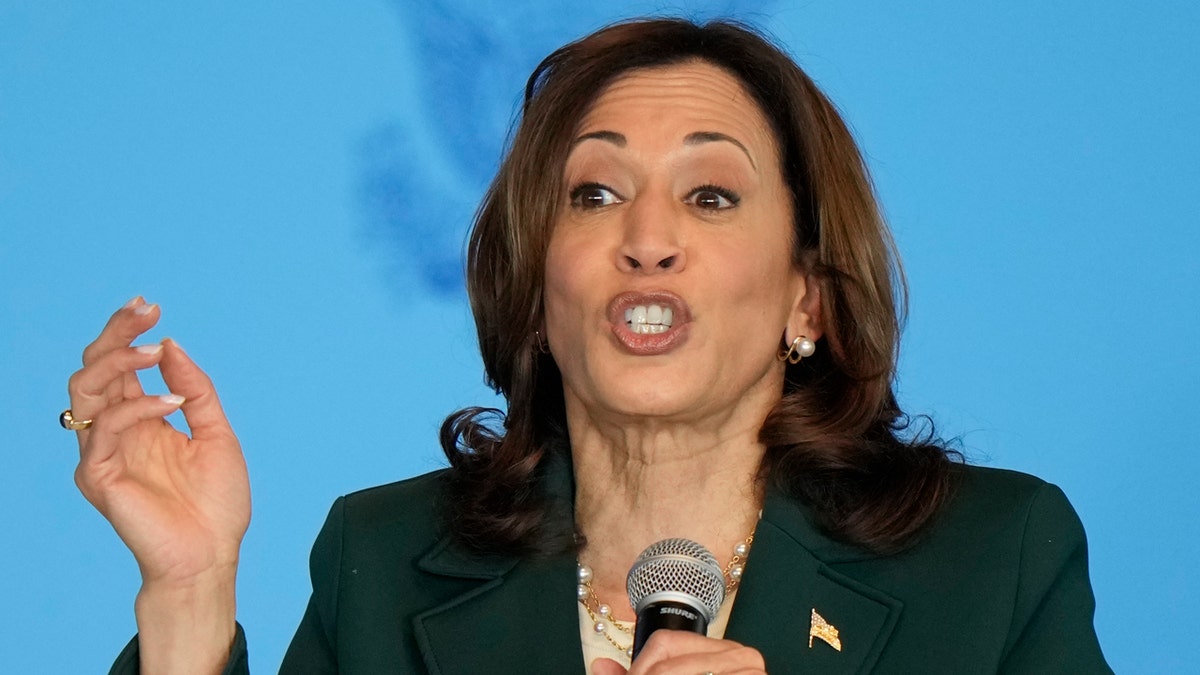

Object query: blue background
[2,2,1197,672]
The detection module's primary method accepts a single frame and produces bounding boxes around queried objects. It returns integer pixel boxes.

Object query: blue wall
[2,2,1196,672]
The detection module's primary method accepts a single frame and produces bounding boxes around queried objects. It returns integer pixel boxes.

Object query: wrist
[134,566,238,675]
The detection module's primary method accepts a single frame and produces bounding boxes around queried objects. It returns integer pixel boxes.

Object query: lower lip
[610,322,690,355]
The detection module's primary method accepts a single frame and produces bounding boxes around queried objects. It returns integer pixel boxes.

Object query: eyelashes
[569,182,622,209]
[687,184,740,209]
[567,182,741,210]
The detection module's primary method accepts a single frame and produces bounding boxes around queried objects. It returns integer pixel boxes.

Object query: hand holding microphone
[591,538,767,675]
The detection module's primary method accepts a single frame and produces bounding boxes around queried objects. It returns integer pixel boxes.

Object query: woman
[68,18,1111,674]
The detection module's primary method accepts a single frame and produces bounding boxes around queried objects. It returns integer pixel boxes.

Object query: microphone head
[626,538,726,623]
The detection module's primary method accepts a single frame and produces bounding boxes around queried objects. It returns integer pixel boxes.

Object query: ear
[786,272,823,343]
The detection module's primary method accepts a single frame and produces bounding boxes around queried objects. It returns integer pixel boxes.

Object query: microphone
[626,538,726,660]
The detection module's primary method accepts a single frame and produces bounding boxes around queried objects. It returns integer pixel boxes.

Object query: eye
[686,184,740,210]
[569,182,623,209]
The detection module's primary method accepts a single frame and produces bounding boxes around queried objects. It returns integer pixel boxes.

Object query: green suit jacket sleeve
[109,465,1112,674]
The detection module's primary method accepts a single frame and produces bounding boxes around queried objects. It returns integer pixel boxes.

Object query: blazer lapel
[412,448,584,674]
[412,539,584,674]
[724,491,903,674]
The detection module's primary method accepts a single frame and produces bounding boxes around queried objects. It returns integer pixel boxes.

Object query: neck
[569,398,769,620]
[573,425,765,536]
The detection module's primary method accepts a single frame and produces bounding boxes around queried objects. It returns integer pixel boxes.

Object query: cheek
[713,237,795,303]
[542,237,595,343]
[705,255,799,360]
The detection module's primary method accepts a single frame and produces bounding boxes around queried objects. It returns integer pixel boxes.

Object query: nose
[616,191,687,274]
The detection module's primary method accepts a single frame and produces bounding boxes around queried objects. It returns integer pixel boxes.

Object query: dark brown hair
[441,17,960,556]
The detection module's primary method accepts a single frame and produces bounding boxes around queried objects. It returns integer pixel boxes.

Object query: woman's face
[543,61,817,425]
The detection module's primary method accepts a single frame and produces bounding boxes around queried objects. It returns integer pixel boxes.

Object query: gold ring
[59,409,93,431]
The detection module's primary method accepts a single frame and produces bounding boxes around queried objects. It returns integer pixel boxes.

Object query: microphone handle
[632,600,710,660]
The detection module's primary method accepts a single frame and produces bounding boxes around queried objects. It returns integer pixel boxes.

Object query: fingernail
[123,296,144,309]
[160,394,186,407]
[134,302,157,316]
[163,337,190,354]
[135,344,163,355]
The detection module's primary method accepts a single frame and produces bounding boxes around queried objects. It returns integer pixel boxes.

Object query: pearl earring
[778,335,816,364]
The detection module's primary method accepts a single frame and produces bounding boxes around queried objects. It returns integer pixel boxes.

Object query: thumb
[591,658,628,675]
[157,338,233,441]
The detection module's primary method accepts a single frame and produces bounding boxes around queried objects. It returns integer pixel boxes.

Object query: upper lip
[606,290,691,327]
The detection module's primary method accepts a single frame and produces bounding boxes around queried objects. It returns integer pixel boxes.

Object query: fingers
[68,343,164,418]
[77,393,186,466]
[591,658,628,675]
[82,297,162,367]
[627,631,766,675]
[66,299,233,451]
[74,297,162,420]
[158,338,234,441]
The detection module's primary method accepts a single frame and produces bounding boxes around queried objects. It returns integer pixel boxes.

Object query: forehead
[576,61,777,157]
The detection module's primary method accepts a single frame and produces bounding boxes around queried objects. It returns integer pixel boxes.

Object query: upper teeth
[624,304,674,335]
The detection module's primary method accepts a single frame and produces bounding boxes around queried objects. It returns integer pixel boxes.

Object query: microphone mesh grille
[626,538,726,621]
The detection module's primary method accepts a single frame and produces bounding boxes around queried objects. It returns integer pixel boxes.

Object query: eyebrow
[571,130,757,170]
[572,130,626,147]
[684,131,757,170]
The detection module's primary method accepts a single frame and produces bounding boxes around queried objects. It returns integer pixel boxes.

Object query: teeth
[624,303,674,335]
[630,306,647,326]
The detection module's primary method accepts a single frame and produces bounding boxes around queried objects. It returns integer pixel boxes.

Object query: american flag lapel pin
[809,608,843,651]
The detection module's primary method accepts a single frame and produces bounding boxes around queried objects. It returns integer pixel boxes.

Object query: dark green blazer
[111,462,1111,673]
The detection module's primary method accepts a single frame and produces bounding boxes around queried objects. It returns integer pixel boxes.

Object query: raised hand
[69,297,250,674]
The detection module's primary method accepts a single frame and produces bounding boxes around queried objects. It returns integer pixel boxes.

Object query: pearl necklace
[576,533,755,659]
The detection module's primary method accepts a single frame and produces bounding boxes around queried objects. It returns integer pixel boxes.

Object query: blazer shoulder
[846,465,1108,671]
[893,463,1088,573]
[941,464,1075,530]
[341,467,451,517]
[947,463,1091,565]
[317,468,453,561]
[953,463,1050,502]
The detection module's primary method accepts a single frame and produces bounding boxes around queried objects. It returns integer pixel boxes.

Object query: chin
[593,378,709,420]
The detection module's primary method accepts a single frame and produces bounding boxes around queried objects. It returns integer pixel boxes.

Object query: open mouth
[607,291,690,354]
